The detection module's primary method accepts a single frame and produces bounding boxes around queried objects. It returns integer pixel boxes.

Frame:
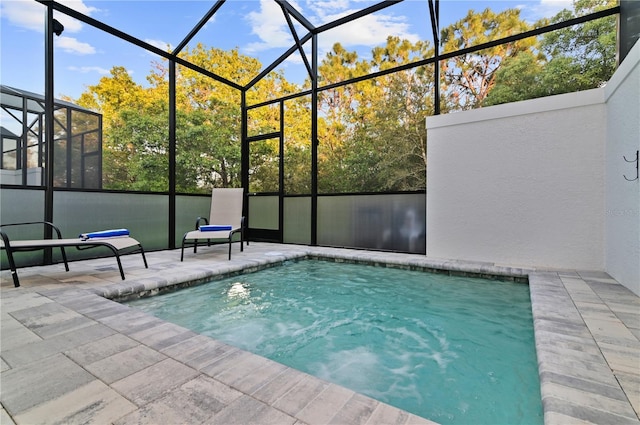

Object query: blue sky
[0,0,573,102]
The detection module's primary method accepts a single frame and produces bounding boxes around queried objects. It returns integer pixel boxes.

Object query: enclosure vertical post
[168,60,177,248]
[279,100,285,243]
[620,0,640,63]
[311,33,318,246]
[97,114,103,189]
[429,0,441,115]
[21,97,28,186]
[241,91,249,231]
[44,5,55,256]
[66,107,72,187]
[435,0,440,115]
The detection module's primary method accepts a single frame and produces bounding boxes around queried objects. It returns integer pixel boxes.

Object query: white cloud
[244,0,418,55]
[283,51,305,66]
[145,38,173,52]
[521,0,573,21]
[0,0,98,54]
[56,36,95,54]
[317,12,419,52]
[57,0,98,16]
[304,0,352,23]
[0,0,98,33]
[245,0,294,53]
[67,65,110,75]
[0,0,47,32]
[539,0,573,13]
[56,0,99,33]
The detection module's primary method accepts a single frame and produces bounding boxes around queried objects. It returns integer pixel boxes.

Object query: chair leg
[114,254,126,280]
[5,250,20,288]
[228,239,232,260]
[10,270,20,288]
[102,244,126,280]
[59,246,70,272]
[139,245,148,268]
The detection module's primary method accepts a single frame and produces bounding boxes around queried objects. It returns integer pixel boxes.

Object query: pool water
[126,260,543,425]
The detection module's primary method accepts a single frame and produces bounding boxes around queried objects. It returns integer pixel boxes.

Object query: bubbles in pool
[127,260,542,425]
[227,281,250,299]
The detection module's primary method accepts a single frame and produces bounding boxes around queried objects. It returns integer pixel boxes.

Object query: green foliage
[481,52,545,105]
[484,0,617,106]
[77,48,256,192]
[176,106,241,192]
[73,3,616,194]
[107,108,169,191]
[317,37,432,193]
[541,0,617,87]
[441,8,535,110]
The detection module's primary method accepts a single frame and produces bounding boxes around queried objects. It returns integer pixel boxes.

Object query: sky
[0,0,574,103]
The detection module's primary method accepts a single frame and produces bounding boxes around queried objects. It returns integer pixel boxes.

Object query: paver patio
[1,243,638,424]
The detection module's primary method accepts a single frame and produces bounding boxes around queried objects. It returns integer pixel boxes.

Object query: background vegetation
[75,0,617,194]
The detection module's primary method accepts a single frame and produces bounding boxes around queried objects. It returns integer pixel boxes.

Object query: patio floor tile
[113,375,242,425]
[12,380,136,425]
[296,383,354,424]
[0,353,95,416]
[1,323,115,368]
[84,345,167,384]
[110,358,199,406]
[64,333,140,365]
[213,394,298,425]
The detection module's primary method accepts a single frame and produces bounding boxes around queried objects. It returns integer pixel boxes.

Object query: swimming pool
[126,259,543,425]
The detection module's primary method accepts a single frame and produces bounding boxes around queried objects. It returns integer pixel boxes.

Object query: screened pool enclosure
[1,0,637,268]
[0,85,102,189]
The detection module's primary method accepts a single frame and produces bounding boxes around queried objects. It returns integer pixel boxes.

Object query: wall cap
[427,88,604,129]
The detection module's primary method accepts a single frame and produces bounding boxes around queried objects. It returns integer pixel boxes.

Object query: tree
[347,37,433,191]
[173,45,253,190]
[360,65,432,191]
[77,67,159,189]
[440,8,534,110]
[315,43,369,192]
[76,46,284,192]
[283,96,312,195]
[316,37,433,193]
[541,0,617,88]
[481,52,545,105]
[77,3,613,194]
[176,44,303,192]
[108,108,169,191]
[484,0,617,105]
[175,105,240,191]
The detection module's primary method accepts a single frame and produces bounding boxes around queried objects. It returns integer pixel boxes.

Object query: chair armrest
[194,217,209,230]
[0,230,11,249]
[0,221,65,240]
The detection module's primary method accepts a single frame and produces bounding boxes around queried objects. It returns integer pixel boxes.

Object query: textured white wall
[605,41,640,295]
[426,91,606,269]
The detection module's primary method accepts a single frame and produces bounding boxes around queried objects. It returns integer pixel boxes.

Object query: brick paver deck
[1,243,638,424]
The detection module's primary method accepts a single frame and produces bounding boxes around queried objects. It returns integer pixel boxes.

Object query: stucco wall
[604,41,640,295]
[426,91,606,270]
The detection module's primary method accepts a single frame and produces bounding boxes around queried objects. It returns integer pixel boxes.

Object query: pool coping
[1,243,639,424]
[101,251,530,302]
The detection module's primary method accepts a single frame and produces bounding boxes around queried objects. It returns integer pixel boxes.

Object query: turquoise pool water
[126,260,543,424]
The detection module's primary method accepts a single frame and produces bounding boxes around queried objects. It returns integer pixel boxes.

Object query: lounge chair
[180,188,245,261]
[0,221,148,288]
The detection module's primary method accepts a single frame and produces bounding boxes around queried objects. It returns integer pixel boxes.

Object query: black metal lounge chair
[180,188,245,261]
[0,221,148,287]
